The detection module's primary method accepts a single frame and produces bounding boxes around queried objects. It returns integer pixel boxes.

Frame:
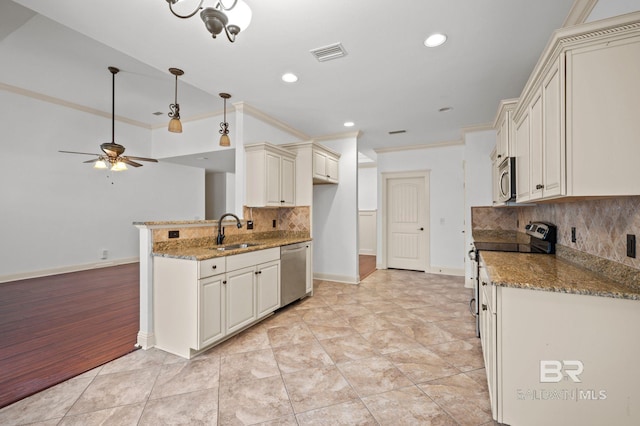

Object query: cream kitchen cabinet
[153,247,280,359]
[493,99,517,164]
[245,143,296,207]
[312,145,340,184]
[513,13,640,202]
[479,256,640,425]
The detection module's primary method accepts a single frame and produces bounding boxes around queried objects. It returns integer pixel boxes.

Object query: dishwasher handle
[281,245,307,254]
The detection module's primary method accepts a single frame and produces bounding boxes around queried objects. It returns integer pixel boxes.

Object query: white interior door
[386,174,429,271]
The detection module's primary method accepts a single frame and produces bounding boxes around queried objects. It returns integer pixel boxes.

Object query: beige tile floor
[0,269,496,426]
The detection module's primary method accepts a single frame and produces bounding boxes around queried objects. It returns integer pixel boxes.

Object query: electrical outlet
[571,227,576,243]
[272,219,277,228]
[168,230,179,239]
[247,220,254,230]
[100,249,108,260]
[627,234,636,258]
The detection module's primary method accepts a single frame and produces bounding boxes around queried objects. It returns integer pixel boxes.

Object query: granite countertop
[480,251,640,301]
[153,236,312,261]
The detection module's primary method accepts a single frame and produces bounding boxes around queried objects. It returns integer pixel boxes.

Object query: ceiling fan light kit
[58,66,158,171]
[168,67,184,133]
[166,0,252,42]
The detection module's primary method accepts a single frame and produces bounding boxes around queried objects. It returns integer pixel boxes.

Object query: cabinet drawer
[227,248,280,271]
[199,257,226,279]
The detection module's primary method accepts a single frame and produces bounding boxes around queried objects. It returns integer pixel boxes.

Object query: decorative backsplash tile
[472,197,640,271]
[517,196,640,270]
[471,206,518,230]
[152,206,311,249]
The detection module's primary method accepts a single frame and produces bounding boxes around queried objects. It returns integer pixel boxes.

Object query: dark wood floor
[0,263,140,408]
[359,255,377,281]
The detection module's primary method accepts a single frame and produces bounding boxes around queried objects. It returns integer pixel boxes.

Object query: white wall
[313,136,359,283]
[462,129,497,285]
[0,90,204,279]
[358,166,378,211]
[377,144,466,273]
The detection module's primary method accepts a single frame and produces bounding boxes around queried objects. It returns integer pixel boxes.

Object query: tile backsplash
[518,197,640,270]
[471,197,640,270]
[152,206,311,244]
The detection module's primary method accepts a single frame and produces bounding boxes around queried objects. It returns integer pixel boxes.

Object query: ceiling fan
[59,66,158,171]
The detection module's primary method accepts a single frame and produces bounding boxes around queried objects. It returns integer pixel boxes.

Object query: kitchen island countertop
[153,235,312,261]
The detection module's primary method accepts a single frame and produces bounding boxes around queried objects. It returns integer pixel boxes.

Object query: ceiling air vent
[388,130,407,135]
[310,42,347,62]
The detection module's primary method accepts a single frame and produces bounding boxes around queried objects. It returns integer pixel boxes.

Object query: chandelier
[165,0,252,42]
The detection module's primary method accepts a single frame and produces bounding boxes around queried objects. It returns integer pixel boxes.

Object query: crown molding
[374,139,463,154]
[236,102,311,140]
[0,82,152,129]
[313,130,361,142]
[563,0,598,27]
[461,122,494,136]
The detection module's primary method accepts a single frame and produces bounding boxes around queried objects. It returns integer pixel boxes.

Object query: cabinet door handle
[418,227,424,231]
[482,304,487,311]
[536,184,545,190]
[481,281,487,287]
[280,200,285,203]
[255,271,262,275]
[497,154,502,159]
[222,280,227,284]
[212,265,217,270]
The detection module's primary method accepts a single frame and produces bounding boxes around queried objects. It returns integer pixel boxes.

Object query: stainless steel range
[468,222,557,337]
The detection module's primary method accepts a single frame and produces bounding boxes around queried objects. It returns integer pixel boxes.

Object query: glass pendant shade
[219,133,231,147]
[93,159,108,169]
[225,0,252,32]
[168,117,182,133]
[111,161,128,171]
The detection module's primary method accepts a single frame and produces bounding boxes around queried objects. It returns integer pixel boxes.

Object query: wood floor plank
[0,263,139,408]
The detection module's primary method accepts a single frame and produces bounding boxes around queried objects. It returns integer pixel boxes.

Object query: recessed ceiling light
[282,73,298,83]
[438,106,453,112]
[344,121,355,127]
[389,130,406,135]
[152,111,164,116]
[196,157,209,160]
[424,33,447,48]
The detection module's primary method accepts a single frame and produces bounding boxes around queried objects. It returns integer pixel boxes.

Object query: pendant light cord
[111,70,115,143]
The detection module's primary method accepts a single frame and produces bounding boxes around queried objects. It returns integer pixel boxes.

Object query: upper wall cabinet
[312,144,340,184]
[513,12,640,202]
[245,143,296,207]
[493,99,518,164]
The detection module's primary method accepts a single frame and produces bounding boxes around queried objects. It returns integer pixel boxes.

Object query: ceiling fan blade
[127,156,159,163]
[82,158,102,164]
[120,158,143,167]
[59,150,100,156]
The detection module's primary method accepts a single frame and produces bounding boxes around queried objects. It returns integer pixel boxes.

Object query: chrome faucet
[216,213,243,245]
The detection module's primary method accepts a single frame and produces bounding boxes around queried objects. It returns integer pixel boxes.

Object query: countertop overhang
[480,251,640,301]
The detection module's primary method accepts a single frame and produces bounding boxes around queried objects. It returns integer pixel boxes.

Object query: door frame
[380,170,431,271]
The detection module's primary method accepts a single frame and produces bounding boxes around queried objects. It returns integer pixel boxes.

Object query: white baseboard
[374,265,464,277]
[0,257,140,284]
[313,272,359,285]
[136,331,156,350]
[358,250,376,256]
[426,266,465,276]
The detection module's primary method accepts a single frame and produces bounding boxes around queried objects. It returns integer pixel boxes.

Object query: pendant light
[168,68,184,133]
[219,92,231,146]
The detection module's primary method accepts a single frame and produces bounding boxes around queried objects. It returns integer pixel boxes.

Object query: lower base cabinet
[480,263,640,425]
[154,248,280,359]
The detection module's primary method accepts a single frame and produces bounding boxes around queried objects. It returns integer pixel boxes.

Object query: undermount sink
[215,243,260,251]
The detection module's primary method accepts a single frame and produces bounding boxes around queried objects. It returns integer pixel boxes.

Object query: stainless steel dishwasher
[280,242,308,306]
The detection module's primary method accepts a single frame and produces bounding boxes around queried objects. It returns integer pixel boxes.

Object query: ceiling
[1,0,597,164]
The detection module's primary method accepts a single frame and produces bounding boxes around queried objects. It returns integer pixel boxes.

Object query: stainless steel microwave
[498,157,516,202]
